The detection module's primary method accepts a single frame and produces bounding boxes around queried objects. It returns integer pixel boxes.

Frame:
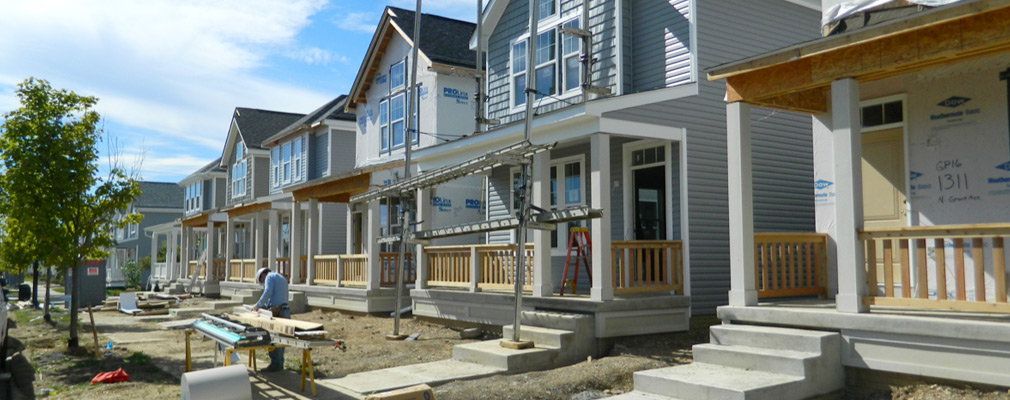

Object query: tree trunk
[69,263,80,348]
[31,261,39,308]
[43,266,52,323]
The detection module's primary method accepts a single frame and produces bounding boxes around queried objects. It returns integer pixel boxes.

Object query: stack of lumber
[225,311,325,338]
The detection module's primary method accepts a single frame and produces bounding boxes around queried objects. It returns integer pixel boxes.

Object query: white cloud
[336,12,380,33]
[0,0,334,181]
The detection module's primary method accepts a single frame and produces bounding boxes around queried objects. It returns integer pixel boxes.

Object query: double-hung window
[271,147,280,187]
[389,94,405,148]
[510,2,581,109]
[232,143,246,197]
[292,137,303,181]
[508,155,584,249]
[390,60,405,91]
[379,100,389,151]
[282,142,292,183]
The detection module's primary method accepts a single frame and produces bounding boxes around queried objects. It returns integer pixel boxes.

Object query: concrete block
[692,344,815,377]
[710,324,836,354]
[634,364,802,400]
[501,325,572,349]
[452,339,557,373]
[170,307,219,319]
[205,300,241,310]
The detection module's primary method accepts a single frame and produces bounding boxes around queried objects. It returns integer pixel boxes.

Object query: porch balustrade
[277,257,291,280]
[753,233,828,298]
[226,259,261,282]
[860,223,1010,313]
[423,244,534,291]
[612,240,684,294]
[379,252,415,287]
[152,262,167,280]
[338,255,368,286]
[212,259,226,281]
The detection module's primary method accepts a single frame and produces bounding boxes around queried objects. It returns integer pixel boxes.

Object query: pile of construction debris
[98,291,190,316]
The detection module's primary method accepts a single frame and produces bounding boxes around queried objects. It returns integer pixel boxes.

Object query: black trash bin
[17,283,30,302]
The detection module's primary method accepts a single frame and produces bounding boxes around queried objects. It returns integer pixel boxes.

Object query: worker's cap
[255,267,270,283]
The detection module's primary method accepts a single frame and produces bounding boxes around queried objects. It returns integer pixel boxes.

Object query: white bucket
[180,364,251,400]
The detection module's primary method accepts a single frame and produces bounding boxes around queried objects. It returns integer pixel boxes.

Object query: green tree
[0,78,141,348]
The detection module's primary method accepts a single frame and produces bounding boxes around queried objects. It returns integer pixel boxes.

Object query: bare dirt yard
[5,297,1010,400]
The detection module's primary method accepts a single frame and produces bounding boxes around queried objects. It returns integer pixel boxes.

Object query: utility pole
[389,0,423,340]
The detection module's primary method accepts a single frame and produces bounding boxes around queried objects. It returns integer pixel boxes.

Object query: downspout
[475,0,484,134]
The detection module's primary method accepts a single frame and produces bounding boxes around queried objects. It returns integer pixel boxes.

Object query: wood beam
[181,214,209,228]
[292,173,371,202]
[225,202,272,218]
[724,6,1010,114]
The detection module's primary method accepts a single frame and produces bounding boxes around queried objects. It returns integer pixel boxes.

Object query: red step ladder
[560,227,593,296]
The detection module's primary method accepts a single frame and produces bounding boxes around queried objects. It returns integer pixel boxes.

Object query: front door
[633,165,667,240]
[861,128,907,286]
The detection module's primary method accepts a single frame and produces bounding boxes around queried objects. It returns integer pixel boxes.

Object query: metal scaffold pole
[390,0,423,340]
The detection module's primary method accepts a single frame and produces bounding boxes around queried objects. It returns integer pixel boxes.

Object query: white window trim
[389,94,406,150]
[509,9,582,114]
[292,136,303,182]
[509,154,585,252]
[390,59,406,92]
[281,142,292,184]
[271,147,280,188]
[321,130,331,176]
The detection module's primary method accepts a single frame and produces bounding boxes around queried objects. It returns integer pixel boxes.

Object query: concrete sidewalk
[316,360,503,396]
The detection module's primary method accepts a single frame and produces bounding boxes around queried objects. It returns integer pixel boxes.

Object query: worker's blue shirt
[254,272,288,309]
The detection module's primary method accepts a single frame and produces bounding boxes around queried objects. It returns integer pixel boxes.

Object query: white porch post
[416,189,431,289]
[205,220,216,282]
[365,199,381,290]
[307,198,319,285]
[225,218,234,281]
[291,201,303,284]
[254,213,265,270]
[532,150,553,297]
[832,78,869,313]
[150,233,158,279]
[346,205,354,254]
[268,209,279,270]
[168,229,179,281]
[181,226,191,279]
[591,133,614,301]
[727,102,758,306]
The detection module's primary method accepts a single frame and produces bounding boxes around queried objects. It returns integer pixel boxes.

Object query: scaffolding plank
[379,207,602,243]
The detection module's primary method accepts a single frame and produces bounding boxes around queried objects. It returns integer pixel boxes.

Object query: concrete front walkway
[316,359,503,396]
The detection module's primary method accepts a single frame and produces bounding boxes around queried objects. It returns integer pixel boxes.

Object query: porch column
[150,232,158,279]
[415,188,431,288]
[532,150,553,297]
[727,102,758,307]
[168,229,178,281]
[225,218,234,281]
[831,78,868,313]
[307,198,319,285]
[181,226,191,279]
[591,133,614,301]
[346,204,354,253]
[291,201,303,284]
[365,200,382,290]
[268,209,279,270]
[205,220,216,282]
[254,212,265,270]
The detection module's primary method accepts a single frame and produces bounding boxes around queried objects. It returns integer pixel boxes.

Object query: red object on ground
[91,368,130,384]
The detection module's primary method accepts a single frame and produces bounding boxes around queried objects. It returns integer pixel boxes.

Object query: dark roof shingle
[387,7,477,69]
[136,182,183,209]
[264,95,354,146]
[233,108,305,150]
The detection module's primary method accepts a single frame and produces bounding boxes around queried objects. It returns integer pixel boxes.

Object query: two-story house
[347,0,823,338]
[150,158,228,293]
[258,7,481,314]
[216,96,360,307]
[107,181,183,288]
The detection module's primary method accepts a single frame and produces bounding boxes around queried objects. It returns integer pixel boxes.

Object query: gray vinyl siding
[253,156,270,198]
[319,202,347,254]
[486,166,512,244]
[330,128,356,176]
[602,0,818,314]
[311,131,329,180]
[202,178,213,212]
[213,177,226,209]
[485,0,619,125]
[630,0,693,91]
[621,0,633,95]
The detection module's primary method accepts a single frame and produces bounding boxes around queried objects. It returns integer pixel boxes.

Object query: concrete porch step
[692,343,816,377]
[501,325,573,348]
[452,339,558,373]
[607,391,680,400]
[709,324,837,354]
[205,300,241,310]
[634,363,804,400]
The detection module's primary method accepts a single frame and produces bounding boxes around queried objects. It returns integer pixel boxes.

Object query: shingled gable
[220,107,304,166]
[262,95,354,147]
[346,7,477,109]
[135,181,184,209]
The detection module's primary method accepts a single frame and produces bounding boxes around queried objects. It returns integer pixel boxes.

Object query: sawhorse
[184,330,323,397]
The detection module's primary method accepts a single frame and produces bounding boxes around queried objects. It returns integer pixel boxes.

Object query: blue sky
[0,0,477,182]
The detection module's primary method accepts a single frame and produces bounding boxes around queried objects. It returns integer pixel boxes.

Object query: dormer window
[390,60,406,91]
[235,142,243,161]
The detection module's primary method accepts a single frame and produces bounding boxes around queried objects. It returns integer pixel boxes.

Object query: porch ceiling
[181,213,208,227]
[707,0,1010,114]
[225,202,272,218]
[291,172,370,203]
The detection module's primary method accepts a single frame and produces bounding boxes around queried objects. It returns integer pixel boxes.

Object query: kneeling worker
[252,267,289,372]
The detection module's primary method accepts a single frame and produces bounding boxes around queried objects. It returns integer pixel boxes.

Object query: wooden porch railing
[313,255,339,285]
[612,240,683,294]
[277,257,291,280]
[227,259,261,282]
[188,261,205,279]
[861,223,1010,313]
[423,244,534,291]
[380,252,415,287]
[339,255,368,287]
[212,259,226,281]
[754,233,828,298]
